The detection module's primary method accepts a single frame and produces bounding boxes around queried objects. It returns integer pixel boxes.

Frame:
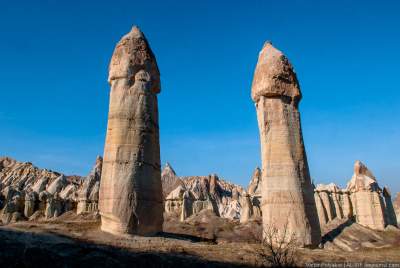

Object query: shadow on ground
[321,217,355,244]
[160,231,217,244]
[0,228,254,268]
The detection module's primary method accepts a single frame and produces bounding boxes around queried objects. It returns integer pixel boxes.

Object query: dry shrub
[260,221,297,267]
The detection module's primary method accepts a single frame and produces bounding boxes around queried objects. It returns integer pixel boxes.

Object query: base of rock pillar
[100,213,162,236]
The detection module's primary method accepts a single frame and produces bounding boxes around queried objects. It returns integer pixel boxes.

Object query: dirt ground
[1,212,400,267]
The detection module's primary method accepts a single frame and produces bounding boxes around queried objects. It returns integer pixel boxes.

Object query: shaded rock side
[251,42,321,247]
[383,187,397,227]
[246,167,262,220]
[161,163,183,198]
[99,26,163,235]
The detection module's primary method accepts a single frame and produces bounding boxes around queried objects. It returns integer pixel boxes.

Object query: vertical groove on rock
[251,42,321,247]
[99,26,164,235]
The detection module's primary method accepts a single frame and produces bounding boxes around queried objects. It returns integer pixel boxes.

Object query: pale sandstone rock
[314,161,396,231]
[341,191,353,218]
[0,156,93,224]
[221,199,241,219]
[248,167,262,197]
[44,193,63,219]
[24,191,36,218]
[165,168,244,220]
[31,177,49,193]
[162,163,247,221]
[161,163,183,198]
[44,194,55,219]
[192,199,215,215]
[394,193,400,226]
[46,175,67,195]
[247,168,263,219]
[1,192,23,224]
[59,184,77,200]
[240,192,253,223]
[165,184,186,200]
[346,161,386,230]
[164,185,186,214]
[251,42,321,247]
[99,26,163,235]
[317,190,336,221]
[180,191,191,222]
[330,185,344,219]
[77,156,102,214]
[314,183,354,228]
[314,191,328,225]
[315,183,345,221]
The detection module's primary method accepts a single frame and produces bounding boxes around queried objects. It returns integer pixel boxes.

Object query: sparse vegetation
[260,221,297,267]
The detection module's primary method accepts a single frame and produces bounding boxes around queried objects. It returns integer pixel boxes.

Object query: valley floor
[1,212,400,267]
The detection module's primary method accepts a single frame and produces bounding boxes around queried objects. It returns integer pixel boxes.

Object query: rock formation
[0,157,82,223]
[247,167,262,218]
[161,163,183,198]
[347,161,386,230]
[251,42,321,247]
[315,161,397,230]
[394,193,400,226]
[382,187,397,227]
[180,191,192,221]
[240,191,253,223]
[77,156,102,214]
[24,191,36,218]
[162,164,245,221]
[314,183,347,222]
[99,26,164,235]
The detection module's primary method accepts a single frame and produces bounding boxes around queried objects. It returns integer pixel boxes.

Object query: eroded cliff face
[161,163,184,198]
[0,157,102,224]
[1,155,398,236]
[314,161,397,230]
[162,164,245,221]
[77,156,103,214]
[247,167,262,220]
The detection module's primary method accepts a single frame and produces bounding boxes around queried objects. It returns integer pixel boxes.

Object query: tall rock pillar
[251,42,321,247]
[99,26,164,235]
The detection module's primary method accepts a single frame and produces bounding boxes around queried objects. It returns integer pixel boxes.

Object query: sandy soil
[1,212,399,267]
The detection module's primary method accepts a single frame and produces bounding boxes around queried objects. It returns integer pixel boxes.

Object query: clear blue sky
[0,1,399,194]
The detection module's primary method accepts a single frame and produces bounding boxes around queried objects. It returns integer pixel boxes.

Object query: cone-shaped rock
[99,26,163,235]
[251,42,321,247]
[346,161,386,230]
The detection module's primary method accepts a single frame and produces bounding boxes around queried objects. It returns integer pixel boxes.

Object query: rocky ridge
[163,163,246,221]
[0,156,100,224]
[1,156,398,238]
[314,161,398,230]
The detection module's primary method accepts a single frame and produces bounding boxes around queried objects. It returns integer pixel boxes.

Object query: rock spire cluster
[0,157,101,224]
[1,27,398,250]
[314,161,397,230]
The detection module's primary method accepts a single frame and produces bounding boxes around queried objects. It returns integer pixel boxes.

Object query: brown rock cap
[108,26,160,93]
[251,42,301,102]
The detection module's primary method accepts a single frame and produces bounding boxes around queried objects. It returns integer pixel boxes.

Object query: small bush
[260,221,297,267]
